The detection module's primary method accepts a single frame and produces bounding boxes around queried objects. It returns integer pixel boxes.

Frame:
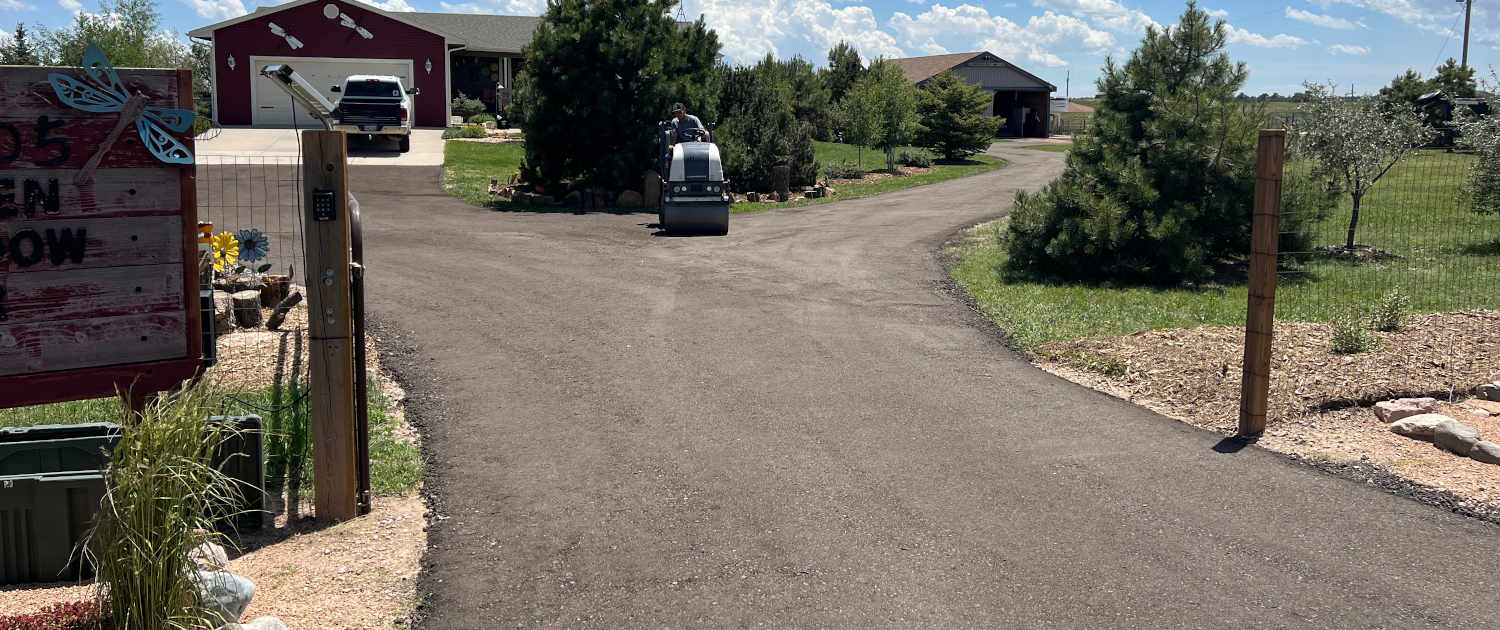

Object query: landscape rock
[482,120,496,130]
[190,541,230,571]
[219,617,288,630]
[1461,399,1500,416]
[1479,382,1500,402]
[1388,413,1452,439]
[194,569,255,625]
[231,291,264,329]
[746,192,760,202]
[1470,441,1500,465]
[617,190,643,208]
[1434,419,1482,455]
[1374,397,1438,422]
[643,171,662,208]
[824,186,836,196]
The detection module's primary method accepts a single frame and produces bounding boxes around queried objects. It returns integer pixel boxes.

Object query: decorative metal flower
[212,232,240,273]
[236,228,271,263]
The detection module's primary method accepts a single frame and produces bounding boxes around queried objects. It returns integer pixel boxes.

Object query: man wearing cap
[669,102,706,144]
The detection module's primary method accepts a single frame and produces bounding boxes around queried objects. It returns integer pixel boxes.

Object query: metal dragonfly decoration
[47,43,196,182]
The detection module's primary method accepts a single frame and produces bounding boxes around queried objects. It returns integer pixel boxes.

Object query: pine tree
[1004,1,1262,282]
[823,41,864,104]
[716,59,819,189]
[1432,58,1477,99]
[2,23,41,65]
[914,71,999,161]
[1377,69,1430,110]
[515,0,720,192]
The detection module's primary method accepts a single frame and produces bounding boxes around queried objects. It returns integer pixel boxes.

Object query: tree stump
[773,165,790,202]
[213,291,235,334]
[231,290,264,329]
[266,291,304,331]
[260,275,290,307]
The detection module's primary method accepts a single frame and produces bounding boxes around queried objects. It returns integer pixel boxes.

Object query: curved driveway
[353,144,1500,628]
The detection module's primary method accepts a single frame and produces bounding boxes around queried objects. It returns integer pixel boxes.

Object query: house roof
[884,51,1056,91]
[404,13,541,53]
[1066,101,1094,113]
[188,0,540,51]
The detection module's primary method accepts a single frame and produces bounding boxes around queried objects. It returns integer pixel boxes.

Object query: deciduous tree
[1293,82,1434,249]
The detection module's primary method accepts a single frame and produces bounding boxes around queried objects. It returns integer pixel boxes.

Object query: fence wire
[1274,148,1500,321]
[195,156,308,288]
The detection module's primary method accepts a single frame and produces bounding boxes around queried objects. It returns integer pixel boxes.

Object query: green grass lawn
[1023,144,1071,153]
[951,149,1500,350]
[441,139,1007,213]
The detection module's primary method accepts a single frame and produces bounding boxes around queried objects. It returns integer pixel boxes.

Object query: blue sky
[4,0,1496,96]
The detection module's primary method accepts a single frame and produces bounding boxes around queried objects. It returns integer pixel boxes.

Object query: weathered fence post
[302,130,360,521]
[1239,129,1286,436]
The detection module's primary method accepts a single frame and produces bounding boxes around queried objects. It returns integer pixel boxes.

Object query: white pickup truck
[330,75,419,152]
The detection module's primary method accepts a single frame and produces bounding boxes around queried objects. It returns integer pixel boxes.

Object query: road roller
[658,122,730,235]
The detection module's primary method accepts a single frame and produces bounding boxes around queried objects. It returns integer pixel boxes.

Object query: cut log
[260,275,290,307]
[231,290,264,329]
[266,291,304,331]
[213,291,235,334]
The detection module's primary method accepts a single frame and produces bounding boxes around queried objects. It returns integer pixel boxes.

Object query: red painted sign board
[0,65,202,409]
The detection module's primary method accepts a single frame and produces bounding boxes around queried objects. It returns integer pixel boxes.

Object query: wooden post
[302,130,359,521]
[1238,129,1286,436]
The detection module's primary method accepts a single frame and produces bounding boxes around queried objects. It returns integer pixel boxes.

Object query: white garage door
[250,56,414,127]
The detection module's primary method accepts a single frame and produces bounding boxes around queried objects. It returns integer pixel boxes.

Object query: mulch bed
[1031,310,1500,517]
[1036,310,1500,433]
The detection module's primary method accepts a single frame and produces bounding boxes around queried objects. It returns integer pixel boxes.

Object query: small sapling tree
[1293,82,1434,249]
[915,70,1000,161]
[1455,74,1500,216]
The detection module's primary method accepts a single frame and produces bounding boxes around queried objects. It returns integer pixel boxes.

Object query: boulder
[643,171,662,208]
[230,291,263,329]
[1388,414,1452,439]
[1374,397,1438,422]
[194,569,255,625]
[482,120,497,130]
[218,617,288,630]
[1434,419,1482,455]
[1470,441,1500,466]
[190,541,230,571]
[824,186,837,196]
[617,190,643,208]
[1462,399,1500,416]
[1479,382,1500,402]
[746,192,760,203]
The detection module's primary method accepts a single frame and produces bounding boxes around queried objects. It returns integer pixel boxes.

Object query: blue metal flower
[237,228,271,263]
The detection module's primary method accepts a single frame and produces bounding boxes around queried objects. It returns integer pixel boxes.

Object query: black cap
[671,102,685,112]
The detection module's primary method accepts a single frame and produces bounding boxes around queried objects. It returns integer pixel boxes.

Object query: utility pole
[1460,0,1473,70]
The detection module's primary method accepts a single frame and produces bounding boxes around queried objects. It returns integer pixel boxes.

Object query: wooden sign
[0,57,201,409]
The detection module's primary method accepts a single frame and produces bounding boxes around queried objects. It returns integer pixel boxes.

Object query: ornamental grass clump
[1329,310,1380,354]
[83,382,245,630]
[1370,288,1412,332]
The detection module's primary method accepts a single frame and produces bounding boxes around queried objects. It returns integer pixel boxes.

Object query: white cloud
[1031,0,1158,34]
[58,0,81,11]
[1204,8,1227,17]
[183,0,246,20]
[888,4,1111,68]
[1,0,36,9]
[1224,24,1309,48]
[1327,43,1369,55]
[436,0,542,14]
[1285,7,1354,29]
[366,0,415,10]
[682,0,904,64]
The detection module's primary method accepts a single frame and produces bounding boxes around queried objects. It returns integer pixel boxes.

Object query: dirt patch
[1033,310,1500,516]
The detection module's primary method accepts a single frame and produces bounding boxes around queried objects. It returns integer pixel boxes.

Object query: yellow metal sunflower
[212,231,240,272]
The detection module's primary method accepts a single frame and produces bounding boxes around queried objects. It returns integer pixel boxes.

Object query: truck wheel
[398,135,410,153]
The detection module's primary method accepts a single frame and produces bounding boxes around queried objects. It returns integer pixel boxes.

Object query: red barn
[189,0,539,127]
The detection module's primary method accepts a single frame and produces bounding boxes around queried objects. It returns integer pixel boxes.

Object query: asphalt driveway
[197,127,445,165]
[347,144,1500,628]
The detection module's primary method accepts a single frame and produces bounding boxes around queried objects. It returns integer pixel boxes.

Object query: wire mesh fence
[195,156,307,288]
[1274,148,1500,322]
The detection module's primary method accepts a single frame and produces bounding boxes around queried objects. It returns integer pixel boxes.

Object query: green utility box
[0,472,106,585]
[209,415,266,532]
